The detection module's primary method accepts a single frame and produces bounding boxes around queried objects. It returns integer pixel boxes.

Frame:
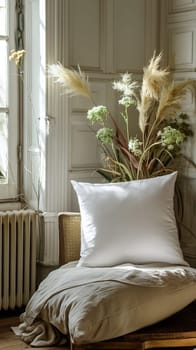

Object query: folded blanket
[12,263,196,347]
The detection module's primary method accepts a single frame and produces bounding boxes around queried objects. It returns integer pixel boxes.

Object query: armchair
[58,212,196,350]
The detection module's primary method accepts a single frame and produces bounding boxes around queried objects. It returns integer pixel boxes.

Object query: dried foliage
[48,53,196,182]
[48,62,92,98]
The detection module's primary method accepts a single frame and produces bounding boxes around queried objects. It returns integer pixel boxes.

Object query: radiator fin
[0,210,37,310]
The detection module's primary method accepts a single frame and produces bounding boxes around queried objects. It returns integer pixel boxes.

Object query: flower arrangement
[9,49,26,73]
[49,53,195,182]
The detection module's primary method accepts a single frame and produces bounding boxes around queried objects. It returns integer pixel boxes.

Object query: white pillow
[71,172,188,267]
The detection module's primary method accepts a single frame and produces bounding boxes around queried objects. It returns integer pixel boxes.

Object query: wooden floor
[0,313,65,350]
[0,312,195,350]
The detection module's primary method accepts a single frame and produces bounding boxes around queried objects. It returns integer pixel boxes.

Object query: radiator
[0,209,37,310]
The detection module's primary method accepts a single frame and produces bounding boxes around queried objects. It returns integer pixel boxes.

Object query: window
[0,0,19,200]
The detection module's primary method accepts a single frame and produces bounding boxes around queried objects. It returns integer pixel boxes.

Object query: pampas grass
[48,53,195,181]
[137,95,154,133]
[138,52,170,133]
[48,62,92,99]
[142,52,170,100]
[156,80,193,122]
[138,53,193,140]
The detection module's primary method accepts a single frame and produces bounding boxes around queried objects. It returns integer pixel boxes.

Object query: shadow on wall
[177,175,196,268]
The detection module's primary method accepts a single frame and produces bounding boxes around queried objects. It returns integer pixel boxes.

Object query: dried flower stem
[48,55,195,182]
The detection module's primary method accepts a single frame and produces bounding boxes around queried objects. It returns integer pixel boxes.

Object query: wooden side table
[72,301,196,350]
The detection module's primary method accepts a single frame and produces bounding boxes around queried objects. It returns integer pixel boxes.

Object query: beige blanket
[13,262,196,346]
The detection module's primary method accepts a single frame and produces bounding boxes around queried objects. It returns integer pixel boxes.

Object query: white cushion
[16,263,196,346]
[71,172,188,267]
[68,280,196,344]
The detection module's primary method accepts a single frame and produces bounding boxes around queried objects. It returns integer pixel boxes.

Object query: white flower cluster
[157,126,185,151]
[128,137,143,157]
[113,73,138,107]
[87,105,108,125]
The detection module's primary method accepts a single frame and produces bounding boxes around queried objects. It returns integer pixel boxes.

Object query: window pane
[0,112,8,182]
[0,0,7,36]
[0,40,8,107]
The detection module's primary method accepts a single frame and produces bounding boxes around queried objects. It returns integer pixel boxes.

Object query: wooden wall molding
[45,0,165,213]
[169,0,196,14]
[46,0,70,212]
[144,0,160,62]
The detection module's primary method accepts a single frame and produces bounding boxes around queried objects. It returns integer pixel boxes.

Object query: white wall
[46,0,160,214]
[23,0,196,274]
[160,0,196,267]
[24,0,159,265]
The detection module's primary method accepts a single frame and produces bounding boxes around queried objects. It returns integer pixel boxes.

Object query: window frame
[0,0,19,200]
